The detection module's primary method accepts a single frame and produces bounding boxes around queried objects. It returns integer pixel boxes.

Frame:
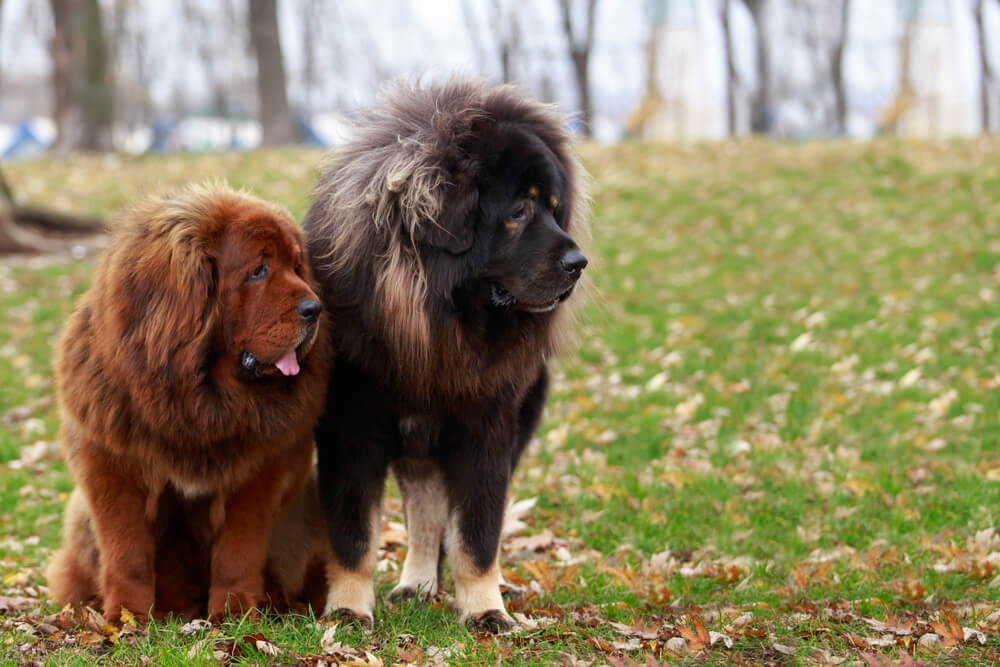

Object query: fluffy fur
[305,78,589,631]
[46,183,331,621]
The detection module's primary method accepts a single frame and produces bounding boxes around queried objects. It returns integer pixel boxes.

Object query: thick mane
[305,78,590,400]
[57,184,328,463]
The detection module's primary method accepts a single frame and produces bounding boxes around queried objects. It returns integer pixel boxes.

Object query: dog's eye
[510,203,530,223]
[248,261,269,282]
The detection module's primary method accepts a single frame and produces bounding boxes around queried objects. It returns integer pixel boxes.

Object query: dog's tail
[46,487,101,607]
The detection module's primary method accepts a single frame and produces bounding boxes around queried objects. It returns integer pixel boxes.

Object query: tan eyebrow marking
[527,186,539,198]
[549,195,559,209]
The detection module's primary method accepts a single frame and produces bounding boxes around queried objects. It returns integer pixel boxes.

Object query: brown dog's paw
[102,603,148,627]
[467,609,514,634]
[102,593,152,626]
[332,608,374,629]
[207,590,262,621]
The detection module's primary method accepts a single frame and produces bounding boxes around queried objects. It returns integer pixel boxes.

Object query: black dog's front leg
[315,403,391,626]
[438,411,518,633]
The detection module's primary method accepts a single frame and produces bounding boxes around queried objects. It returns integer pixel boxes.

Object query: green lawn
[2,139,1000,664]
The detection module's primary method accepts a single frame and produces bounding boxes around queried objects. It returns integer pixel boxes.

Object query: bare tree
[744,0,770,133]
[721,0,738,135]
[460,0,522,83]
[0,0,5,97]
[830,0,850,133]
[878,3,916,134]
[557,0,598,138]
[108,0,157,131]
[297,0,323,114]
[248,0,297,145]
[49,0,114,153]
[974,0,993,132]
[493,0,522,83]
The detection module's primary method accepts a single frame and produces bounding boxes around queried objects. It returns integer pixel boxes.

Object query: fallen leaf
[608,620,659,640]
[244,632,281,656]
[503,497,538,535]
[179,619,212,636]
[929,612,964,647]
[0,595,36,613]
[676,615,710,652]
[665,636,688,654]
[379,521,408,548]
[863,635,896,648]
[963,627,987,645]
[709,630,733,648]
[506,529,556,553]
[863,613,913,636]
[119,607,139,628]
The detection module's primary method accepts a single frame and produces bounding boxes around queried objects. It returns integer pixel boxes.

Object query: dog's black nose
[297,299,322,321]
[560,248,588,278]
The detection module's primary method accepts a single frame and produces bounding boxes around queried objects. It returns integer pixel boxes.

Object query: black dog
[304,78,589,632]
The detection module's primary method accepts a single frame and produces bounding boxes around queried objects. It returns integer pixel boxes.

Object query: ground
[1,139,999,665]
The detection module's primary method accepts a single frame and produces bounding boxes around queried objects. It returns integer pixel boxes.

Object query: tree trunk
[49,0,114,153]
[745,0,770,134]
[974,0,992,132]
[831,0,850,133]
[0,168,104,254]
[571,49,591,135]
[248,0,297,145]
[558,0,598,138]
[0,0,5,97]
[721,0,737,136]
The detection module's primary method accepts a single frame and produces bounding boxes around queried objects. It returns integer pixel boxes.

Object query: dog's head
[305,79,589,371]
[105,184,322,384]
[345,80,588,311]
[212,198,322,379]
[459,123,587,314]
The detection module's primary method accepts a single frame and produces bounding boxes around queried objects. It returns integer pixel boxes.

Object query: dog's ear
[367,141,480,255]
[418,177,477,255]
[105,195,219,381]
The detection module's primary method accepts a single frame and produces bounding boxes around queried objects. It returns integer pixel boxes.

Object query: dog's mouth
[490,283,575,313]
[239,324,317,379]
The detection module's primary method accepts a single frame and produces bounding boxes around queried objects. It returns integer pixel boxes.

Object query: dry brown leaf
[77,630,108,646]
[521,559,556,591]
[792,560,834,587]
[506,529,556,553]
[772,642,797,655]
[863,613,913,636]
[0,595,36,613]
[676,615,711,652]
[395,644,423,664]
[860,650,925,667]
[379,521,408,548]
[608,620,659,641]
[929,612,964,647]
[605,567,644,591]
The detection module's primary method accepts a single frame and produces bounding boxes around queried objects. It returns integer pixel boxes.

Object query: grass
[2,139,1000,664]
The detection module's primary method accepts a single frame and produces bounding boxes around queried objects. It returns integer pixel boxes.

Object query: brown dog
[46,183,330,621]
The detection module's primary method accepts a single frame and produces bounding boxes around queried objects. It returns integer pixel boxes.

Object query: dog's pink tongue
[275,350,300,376]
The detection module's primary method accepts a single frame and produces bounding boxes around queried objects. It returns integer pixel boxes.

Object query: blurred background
[0,0,998,158]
